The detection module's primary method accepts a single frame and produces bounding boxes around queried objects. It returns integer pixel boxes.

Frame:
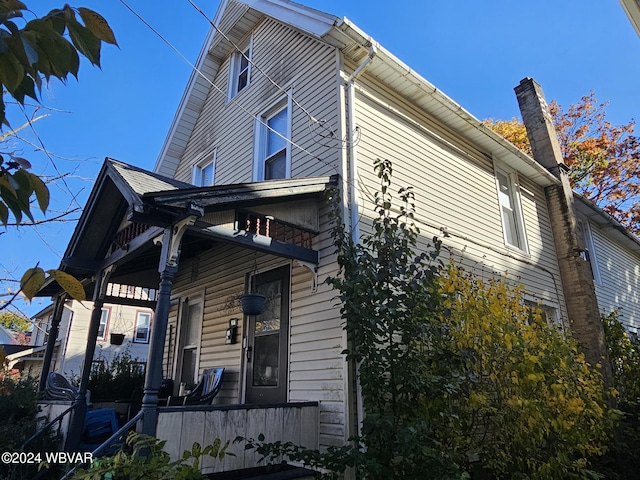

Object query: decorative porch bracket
[65,265,115,451]
[141,215,198,437]
[294,260,318,293]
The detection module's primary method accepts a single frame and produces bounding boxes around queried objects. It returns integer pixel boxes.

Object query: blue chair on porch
[79,408,119,453]
[167,367,224,406]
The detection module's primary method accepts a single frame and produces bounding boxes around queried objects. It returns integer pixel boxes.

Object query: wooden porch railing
[156,402,319,475]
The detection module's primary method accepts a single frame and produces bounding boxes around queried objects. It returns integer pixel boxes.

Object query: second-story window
[192,152,216,186]
[495,168,528,252]
[254,96,292,181]
[228,39,252,99]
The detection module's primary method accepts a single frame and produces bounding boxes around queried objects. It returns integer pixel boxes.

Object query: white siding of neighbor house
[351,77,568,323]
[172,16,342,186]
[165,202,346,449]
[590,224,640,332]
[34,301,152,380]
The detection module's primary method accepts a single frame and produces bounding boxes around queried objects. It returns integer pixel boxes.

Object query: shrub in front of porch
[85,348,145,402]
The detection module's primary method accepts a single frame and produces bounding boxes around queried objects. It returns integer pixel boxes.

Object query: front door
[245,265,290,404]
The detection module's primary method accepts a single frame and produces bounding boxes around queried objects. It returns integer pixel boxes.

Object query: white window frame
[133,311,152,344]
[191,150,216,186]
[576,218,602,285]
[173,295,204,388]
[227,37,252,99]
[524,298,563,330]
[494,166,528,252]
[97,307,111,341]
[253,94,292,181]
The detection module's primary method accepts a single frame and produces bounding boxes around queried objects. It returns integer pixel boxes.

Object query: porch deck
[156,401,319,474]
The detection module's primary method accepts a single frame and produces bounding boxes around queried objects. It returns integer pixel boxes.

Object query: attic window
[228,38,252,98]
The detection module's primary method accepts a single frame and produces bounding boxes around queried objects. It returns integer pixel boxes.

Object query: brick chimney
[515,78,613,391]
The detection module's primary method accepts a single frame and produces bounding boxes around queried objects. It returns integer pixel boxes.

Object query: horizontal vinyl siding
[591,225,640,331]
[174,17,341,186]
[169,207,346,447]
[352,76,567,323]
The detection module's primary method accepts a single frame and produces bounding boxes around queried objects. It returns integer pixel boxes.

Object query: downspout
[344,45,376,449]
[346,45,377,243]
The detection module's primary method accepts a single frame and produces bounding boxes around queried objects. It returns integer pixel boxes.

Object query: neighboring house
[10,292,153,380]
[574,196,640,334]
[33,0,640,475]
[620,0,640,36]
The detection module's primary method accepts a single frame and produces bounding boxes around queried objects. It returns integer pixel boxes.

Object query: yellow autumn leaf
[46,269,86,301]
[20,267,45,300]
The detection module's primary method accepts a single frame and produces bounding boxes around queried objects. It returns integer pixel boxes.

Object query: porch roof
[37,158,337,298]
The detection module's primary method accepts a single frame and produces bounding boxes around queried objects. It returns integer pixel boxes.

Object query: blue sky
[2,0,639,319]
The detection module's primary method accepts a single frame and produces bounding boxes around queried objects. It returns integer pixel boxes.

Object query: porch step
[206,464,317,480]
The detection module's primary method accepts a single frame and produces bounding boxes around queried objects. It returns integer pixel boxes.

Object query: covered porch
[35,159,341,472]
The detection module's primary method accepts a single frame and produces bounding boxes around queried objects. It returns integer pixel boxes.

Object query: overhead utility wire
[187,0,354,147]
[118,0,342,178]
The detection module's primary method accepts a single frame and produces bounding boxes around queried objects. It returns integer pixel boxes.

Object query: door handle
[246,345,252,362]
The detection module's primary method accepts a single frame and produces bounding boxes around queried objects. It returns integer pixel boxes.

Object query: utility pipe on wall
[345,44,377,244]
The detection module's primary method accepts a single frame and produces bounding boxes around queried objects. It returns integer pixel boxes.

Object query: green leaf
[20,31,38,66]
[43,9,65,35]
[20,266,45,300]
[0,41,25,92]
[66,15,101,67]
[78,7,118,46]
[11,75,38,104]
[46,269,86,300]
[0,201,8,225]
[29,172,49,213]
[0,185,23,223]
[0,1,26,15]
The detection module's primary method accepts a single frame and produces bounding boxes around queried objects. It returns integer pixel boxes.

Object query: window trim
[227,37,252,99]
[191,150,216,186]
[97,307,111,341]
[494,166,528,252]
[253,94,292,182]
[524,298,563,330]
[133,310,152,344]
[173,294,204,388]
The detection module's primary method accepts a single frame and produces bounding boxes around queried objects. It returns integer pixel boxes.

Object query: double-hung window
[192,152,216,186]
[228,39,251,99]
[134,311,152,344]
[495,168,528,251]
[97,307,110,341]
[254,96,292,181]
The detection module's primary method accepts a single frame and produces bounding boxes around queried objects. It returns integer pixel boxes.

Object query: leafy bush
[70,432,229,480]
[438,265,615,479]
[590,311,640,479]
[0,372,58,480]
[240,159,616,480]
[87,348,145,401]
